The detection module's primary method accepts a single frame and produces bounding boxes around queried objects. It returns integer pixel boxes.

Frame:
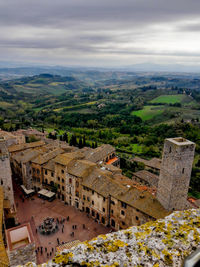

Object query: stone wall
[8,243,36,266]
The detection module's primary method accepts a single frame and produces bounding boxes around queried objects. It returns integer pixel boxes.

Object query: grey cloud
[0,0,200,66]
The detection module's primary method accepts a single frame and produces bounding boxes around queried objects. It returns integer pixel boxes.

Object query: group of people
[35,246,54,258]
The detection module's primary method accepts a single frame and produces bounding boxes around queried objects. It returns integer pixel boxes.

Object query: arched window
[182,168,185,174]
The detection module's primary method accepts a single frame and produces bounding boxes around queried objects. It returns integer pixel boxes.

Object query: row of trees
[49,132,98,149]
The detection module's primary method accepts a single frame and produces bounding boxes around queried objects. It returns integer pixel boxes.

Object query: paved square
[14,183,112,264]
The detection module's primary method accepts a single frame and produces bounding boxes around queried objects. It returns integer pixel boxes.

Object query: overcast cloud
[0,0,200,67]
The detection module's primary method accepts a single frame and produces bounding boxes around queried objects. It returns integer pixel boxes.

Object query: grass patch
[131,105,164,121]
[130,143,144,153]
[150,94,187,104]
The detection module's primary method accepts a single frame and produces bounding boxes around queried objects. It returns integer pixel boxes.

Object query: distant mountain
[121,63,200,73]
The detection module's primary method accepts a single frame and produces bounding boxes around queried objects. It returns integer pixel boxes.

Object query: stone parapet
[17,208,200,267]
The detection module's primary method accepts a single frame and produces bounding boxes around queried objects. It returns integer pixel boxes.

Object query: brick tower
[157,137,195,211]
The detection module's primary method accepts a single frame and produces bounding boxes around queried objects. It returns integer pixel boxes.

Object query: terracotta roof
[132,170,159,187]
[115,186,168,219]
[106,157,119,165]
[8,140,45,153]
[43,159,55,172]
[0,187,9,266]
[12,149,41,164]
[85,144,115,163]
[82,169,167,219]
[31,148,64,165]
[54,152,84,166]
[133,157,161,170]
[68,160,96,178]
[82,169,125,198]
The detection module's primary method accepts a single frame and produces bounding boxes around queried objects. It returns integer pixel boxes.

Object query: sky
[1,0,200,67]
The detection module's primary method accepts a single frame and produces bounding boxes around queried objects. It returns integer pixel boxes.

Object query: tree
[78,138,83,149]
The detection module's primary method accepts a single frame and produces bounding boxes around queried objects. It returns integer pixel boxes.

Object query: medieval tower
[157,137,195,211]
[0,137,15,207]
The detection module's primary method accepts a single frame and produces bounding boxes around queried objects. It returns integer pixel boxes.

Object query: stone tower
[0,137,15,207]
[157,137,195,211]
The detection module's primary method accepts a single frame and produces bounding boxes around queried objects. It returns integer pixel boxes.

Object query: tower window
[182,168,184,174]
[169,147,171,153]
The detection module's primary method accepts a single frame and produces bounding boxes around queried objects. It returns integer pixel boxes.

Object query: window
[92,200,94,205]
[102,217,105,224]
[121,202,127,209]
[69,178,72,184]
[111,200,115,205]
[76,181,79,187]
[58,184,60,188]
[136,216,139,221]
[61,169,64,174]
[92,210,95,217]
[111,219,115,228]
[58,177,60,181]
[1,180,3,185]
[51,172,54,177]
[169,147,171,153]
[45,170,47,175]
[62,179,64,183]
[37,169,40,174]
[87,197,90,201]
[76,192,79,197]
[121,210,125,216]
[33,168,35,173]
[103,197,105,202]
[62,186,65,191]
[103,208,105,212]
[111,209,114,214]
[92,190,94,195]
[182,168,185,174]
[122,221,125,226]
[83,195,86,200]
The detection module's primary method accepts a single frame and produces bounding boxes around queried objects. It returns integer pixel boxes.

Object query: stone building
[31,148,64,192]
[0,138,15,208]
[54,152,85,202]
[133,156,161,174]
[132,170,159,188]
[0,129,25,146]
[0,186,9,267]
[83,144,119,166]
[157,137,195,211]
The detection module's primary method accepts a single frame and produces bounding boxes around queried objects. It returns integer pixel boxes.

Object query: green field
[150,94,187,104]
[131,105,164,121]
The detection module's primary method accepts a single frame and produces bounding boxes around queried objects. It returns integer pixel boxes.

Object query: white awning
[21,185,34,195]
[38,189,55,198]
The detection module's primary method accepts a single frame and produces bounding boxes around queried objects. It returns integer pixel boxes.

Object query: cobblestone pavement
[14,183,112,264]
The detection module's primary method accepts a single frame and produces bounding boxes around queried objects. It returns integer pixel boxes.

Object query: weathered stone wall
[157,138,195,211]
[0,141,15,207]
[110,196,151,230]
[8,243,36,266]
